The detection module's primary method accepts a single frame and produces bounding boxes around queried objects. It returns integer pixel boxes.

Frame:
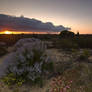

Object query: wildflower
[66,85,70,89]
[70,80,72,83]
[63,88,67,92]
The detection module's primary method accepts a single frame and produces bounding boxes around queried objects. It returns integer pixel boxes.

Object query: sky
[0,0,92,34]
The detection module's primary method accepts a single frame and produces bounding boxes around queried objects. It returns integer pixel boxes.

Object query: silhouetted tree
[76,31,80,36]
[20,15,24,18]
[59,30,75,38]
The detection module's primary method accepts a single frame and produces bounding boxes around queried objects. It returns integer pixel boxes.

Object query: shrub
[59,30,75,38]
[14,38,42,51]
[78,49,90,61]
[54,62,73,76]
[1,38,53,86]
[79,54,88,61]
[83,49,90,57]
[74,37,92,49]
[55,39,78,50]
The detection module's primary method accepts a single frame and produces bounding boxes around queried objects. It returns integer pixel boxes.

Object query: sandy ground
[0,80,51,92]
[0,55,8,64]
[0,47,13,64]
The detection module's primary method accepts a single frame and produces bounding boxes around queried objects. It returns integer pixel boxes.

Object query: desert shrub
[74,37,92,49]
[54,62,73,76]
[1,38,53,86]
[83,49,90,57]
[78,49,90,61]
[54,39,78,50]
[57,35,92,49]
[71,49,78,53]
[59,30,75,38]
[14,38,42,50]
[79,54,88,61]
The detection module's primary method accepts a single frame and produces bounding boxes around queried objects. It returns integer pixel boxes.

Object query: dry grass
[0,48,92,92]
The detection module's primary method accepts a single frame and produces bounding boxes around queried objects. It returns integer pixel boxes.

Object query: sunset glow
[4,31,12,34]
[0,31,59,34]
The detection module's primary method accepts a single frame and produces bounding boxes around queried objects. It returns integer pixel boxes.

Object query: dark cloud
[0,14,70,32]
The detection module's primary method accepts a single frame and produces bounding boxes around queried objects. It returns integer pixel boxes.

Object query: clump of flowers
[0,38,53,86]
[48,76,73,92]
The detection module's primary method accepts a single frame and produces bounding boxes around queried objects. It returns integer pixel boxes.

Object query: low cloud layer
[0,14,71,32]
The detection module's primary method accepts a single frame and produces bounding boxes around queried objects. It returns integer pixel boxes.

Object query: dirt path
[0,55,8,64]
[0,46,14,64]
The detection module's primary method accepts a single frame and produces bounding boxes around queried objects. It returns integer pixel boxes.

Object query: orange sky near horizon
[0,30,59,34]
[0,26,92,34]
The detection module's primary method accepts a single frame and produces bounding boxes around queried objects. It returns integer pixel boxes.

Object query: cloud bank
[0,14,71,32]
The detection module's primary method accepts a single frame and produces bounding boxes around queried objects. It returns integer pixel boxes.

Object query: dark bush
[54,38,78,50]
[59,30,75,38]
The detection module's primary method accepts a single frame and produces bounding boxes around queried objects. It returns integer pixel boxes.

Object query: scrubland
[0,32,92,92]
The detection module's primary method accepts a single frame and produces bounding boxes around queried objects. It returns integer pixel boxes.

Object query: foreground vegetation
[0,31,92,92]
